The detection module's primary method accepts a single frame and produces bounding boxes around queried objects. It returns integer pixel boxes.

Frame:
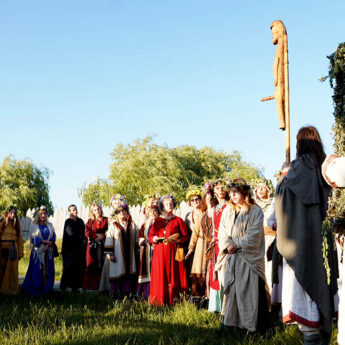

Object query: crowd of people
[0,126,344,345]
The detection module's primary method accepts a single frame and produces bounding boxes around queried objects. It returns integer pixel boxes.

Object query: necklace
[215,202,226,215]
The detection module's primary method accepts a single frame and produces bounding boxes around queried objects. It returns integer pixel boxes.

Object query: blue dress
[22,224,56,296]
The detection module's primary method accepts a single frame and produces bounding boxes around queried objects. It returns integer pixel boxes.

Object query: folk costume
[206,203,226,312]
[339,253,345,345]
[185,210,207,297]
[275,154,338,339]
[149,216,189,306]
[217,204,270,332]
[22,222,56,296]
[266,200,283,306]
[83,216,108,291]
[254,183,275,295]
[0,216,24,295]
[137,218,155,299]
[100,218,137,298]
[60,217,86,291]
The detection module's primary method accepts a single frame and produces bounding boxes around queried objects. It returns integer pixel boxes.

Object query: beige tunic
[99,221,137,292]
[216,204,265,332]
[185,211,207,277]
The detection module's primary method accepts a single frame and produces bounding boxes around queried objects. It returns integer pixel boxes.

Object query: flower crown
[186,189,202,201]
[227,179,251,192]
[251,177,274,195]
[143,194,160,209]
[110,193,127,204]
[115,203,129,214]
[213,178,231,187]
[202,182,213,194]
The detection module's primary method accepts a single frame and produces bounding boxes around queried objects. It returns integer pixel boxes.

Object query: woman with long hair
[83,203,108,291]
[22,206,56,296]
[253,181,275,304]
[217,178,270,333]
[0,206,24,295]
[205,179,229,313]
[149,195,189,306]
[184,188,208,300]
[102,203,138,299]
[275,126,338,344]
[137,197,160,299]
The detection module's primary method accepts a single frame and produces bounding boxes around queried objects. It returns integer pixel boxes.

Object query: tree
[326,43,345,234]
[0,156,53,216]
[79,136,266,206]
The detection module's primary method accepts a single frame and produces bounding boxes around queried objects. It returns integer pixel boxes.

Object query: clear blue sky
[1,0,344,208]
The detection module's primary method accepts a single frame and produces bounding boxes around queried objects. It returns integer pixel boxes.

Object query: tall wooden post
[284,32,290,164]
[262,20,290,164]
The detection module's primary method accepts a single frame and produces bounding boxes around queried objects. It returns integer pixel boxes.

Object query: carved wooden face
[271,24,282,45]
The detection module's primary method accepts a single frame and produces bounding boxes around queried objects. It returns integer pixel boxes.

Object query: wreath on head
[227,179,251,192]
[186,189,202,201]
[110,193,127,205]
[143,194,160,209]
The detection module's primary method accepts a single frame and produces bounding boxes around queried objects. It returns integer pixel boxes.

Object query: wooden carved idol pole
[262,20,290,164]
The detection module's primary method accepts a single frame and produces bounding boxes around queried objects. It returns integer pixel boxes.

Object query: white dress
[338,246,345,345]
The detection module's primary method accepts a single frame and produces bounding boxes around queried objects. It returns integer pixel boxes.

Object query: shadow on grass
[0,292,309,345]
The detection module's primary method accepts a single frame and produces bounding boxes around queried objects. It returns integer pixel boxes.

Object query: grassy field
[13,240,338,345]
[0,292,339,345]
[19,240,63,280]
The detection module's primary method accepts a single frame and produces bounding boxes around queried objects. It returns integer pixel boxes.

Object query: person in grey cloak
[275,126,338,345]
[216,178,271,334]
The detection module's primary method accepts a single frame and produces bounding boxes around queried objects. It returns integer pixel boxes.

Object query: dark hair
[212,181,230,206]
[296,126,326,170]
[115,204,129,214]
[1,211,21,234]
[68,204,77,211]
[228,179,255,214]
[227,178,251,193]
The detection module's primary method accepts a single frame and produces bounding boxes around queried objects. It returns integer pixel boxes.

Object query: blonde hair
[89,203,103,220]
[33,209,48,225]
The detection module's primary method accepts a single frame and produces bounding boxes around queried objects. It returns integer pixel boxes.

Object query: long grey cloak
[275,153,337,335]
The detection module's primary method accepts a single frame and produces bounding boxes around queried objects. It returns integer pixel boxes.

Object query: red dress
[83,217,108,290]
[209,204,227,291]
[149,216,189,306]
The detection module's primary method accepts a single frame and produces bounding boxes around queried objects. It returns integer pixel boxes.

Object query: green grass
[0,292,339,345]
[14,240,339,344]
[19,240,63,280]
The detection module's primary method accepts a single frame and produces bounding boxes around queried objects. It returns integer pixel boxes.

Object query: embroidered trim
[283,311,320,328]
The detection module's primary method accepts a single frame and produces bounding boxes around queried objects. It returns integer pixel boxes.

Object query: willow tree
[0,156,53,216]
[326,43,345,234]
[79,136,265,206]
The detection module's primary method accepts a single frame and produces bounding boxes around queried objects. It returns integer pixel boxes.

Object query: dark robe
[60,217,86,290]
[276,153,338,335]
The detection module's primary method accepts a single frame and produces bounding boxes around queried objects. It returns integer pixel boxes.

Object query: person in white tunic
[276,126,338,345]
[217,178,271,334]
[100,203,137,298]
[321,154,345,345]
